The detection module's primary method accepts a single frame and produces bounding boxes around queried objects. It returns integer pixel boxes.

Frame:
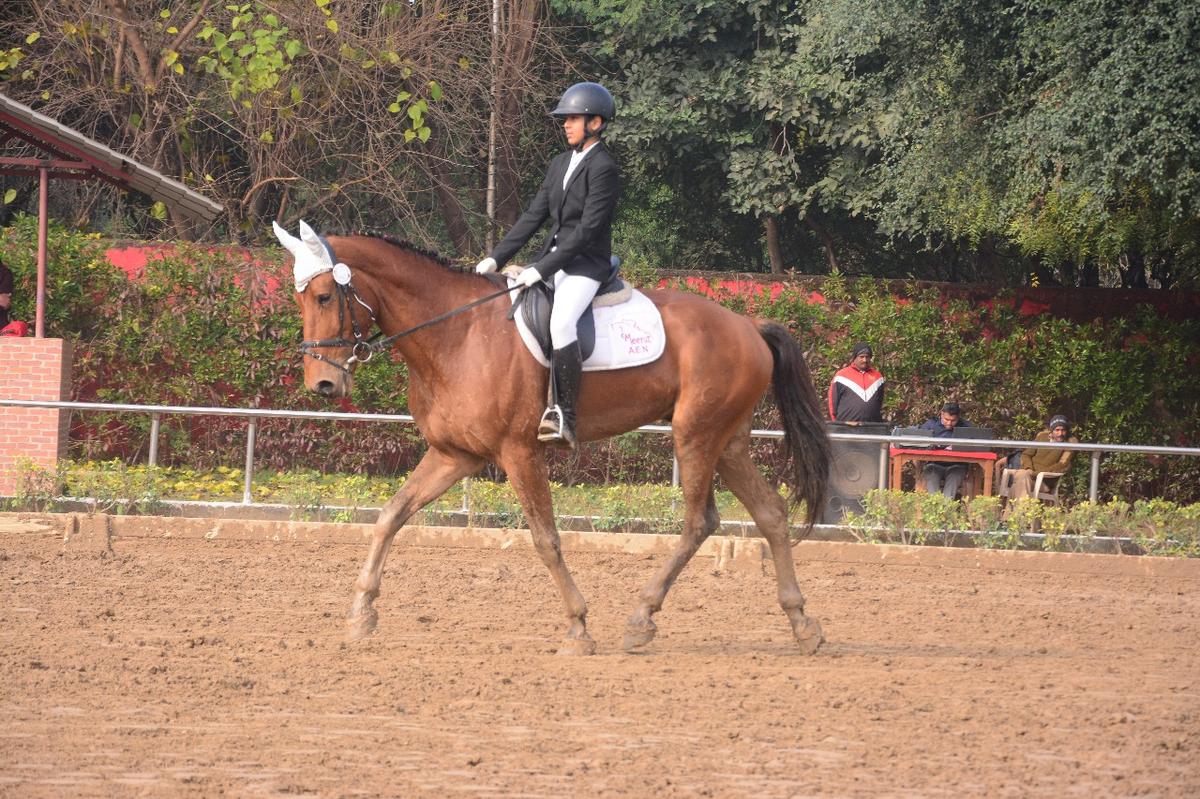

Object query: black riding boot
[538,341,583,448]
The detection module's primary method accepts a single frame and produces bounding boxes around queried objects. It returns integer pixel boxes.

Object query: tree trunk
[431,159,479,256]
[1079,258,1099,287]
[804,212,839,272]
[764,215,783,273]
[1120,252,1149,289]
[1150,251,1175,290]
[492,0,544,231]
[495,92,524,229]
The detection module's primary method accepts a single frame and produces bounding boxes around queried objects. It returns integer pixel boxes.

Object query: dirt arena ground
[2,518,1198,798]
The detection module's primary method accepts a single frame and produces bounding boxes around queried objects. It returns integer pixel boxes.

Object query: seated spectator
[0,257,12,330]
[918,401,973,498]
[1007,415,1077,501]
[828,342,885,424]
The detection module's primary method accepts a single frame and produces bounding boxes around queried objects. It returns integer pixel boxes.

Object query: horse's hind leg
[716,433,823,654]
[346,447,483,642]
[623,452,722,652]
[502,449,595,656]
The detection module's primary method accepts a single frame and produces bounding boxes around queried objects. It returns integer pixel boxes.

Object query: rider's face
[562,114,599,147]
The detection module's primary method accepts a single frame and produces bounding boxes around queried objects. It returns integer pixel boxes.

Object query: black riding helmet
[550,82,616,128]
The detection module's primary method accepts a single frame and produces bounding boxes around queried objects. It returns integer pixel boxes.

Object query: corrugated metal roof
[0,92,223,223]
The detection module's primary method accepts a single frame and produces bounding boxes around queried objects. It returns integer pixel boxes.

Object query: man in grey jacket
[918,402,974,497]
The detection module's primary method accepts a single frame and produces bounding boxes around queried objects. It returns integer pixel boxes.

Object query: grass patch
[9,459,788,529]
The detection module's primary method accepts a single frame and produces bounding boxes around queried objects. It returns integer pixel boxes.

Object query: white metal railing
[3,399,1199,506]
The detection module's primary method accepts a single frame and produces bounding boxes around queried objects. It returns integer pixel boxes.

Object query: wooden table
[889,447,1000,497]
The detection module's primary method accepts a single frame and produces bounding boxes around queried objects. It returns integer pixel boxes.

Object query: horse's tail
[758,322,831,529]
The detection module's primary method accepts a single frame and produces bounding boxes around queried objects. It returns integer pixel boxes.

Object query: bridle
[298,276,381,375]
[300,270,517,375]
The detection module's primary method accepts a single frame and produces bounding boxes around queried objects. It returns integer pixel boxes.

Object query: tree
[0,0,568,254]
[553,0,859,273]
[802,0,1200,288]
[550,0,1200,285]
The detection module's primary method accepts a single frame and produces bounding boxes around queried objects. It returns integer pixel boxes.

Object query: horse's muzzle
[311,374,351,398]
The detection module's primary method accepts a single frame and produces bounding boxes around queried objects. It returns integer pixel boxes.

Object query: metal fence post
[148,413,161,467]
[878,442,889,490]
[243,417,257,505]
[1089,450,1101,503]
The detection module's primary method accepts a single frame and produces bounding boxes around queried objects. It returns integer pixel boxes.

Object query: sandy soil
[1,525,1198,798]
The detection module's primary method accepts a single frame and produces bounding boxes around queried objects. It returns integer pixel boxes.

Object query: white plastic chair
[999,468,1065,506]
[1032,471,1065,506]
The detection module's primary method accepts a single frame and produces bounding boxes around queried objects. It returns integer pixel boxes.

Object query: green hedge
[845,490,1199,557]
[2,215,1197,502]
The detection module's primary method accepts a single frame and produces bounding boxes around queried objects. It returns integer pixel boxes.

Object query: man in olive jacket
[1009,415,1078,500]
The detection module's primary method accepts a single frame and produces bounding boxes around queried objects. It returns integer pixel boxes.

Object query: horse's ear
[272,221,303,256]
[277,220,333,292]
[298,220,333,267]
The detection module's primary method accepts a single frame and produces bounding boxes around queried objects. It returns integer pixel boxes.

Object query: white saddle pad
[510,285,666,371]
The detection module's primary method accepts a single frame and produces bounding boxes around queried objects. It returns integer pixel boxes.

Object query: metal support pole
[35,166,48,338]
[243,417,257,505]
[878,442,889,490]
[461,477,471,514]
[148,413,161,467]
[1089,450,1101,503]
[672,456,680,488]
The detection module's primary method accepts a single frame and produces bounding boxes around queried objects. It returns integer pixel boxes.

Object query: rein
[300,279,517,374]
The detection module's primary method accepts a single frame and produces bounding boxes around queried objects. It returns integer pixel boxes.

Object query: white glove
[514,266,543,287]
[475,256,498,274]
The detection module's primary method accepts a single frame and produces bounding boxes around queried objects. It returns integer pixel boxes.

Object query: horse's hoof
[345,609,379,643]
[792,616,824,655]
[622,621,658,652]
[557,636,597,656]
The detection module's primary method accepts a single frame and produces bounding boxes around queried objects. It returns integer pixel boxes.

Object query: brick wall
[0,338,72,496]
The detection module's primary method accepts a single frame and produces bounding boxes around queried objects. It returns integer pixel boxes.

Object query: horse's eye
[317,293,332,307]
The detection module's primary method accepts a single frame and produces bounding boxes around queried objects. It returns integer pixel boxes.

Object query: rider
[475,82,621,449]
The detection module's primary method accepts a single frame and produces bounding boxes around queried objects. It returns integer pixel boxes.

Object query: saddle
[506,270,628,361]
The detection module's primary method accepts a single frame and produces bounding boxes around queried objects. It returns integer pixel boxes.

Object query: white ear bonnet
[272,220,349,292]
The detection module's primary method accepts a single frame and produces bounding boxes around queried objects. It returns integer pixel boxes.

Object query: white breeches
[549,271,601,348]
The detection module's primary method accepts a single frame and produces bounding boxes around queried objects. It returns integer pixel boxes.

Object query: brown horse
[274,225,831,655]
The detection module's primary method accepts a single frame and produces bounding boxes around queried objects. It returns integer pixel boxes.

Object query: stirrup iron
[537,405,566,441]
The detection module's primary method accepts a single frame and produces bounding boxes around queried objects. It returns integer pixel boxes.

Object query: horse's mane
[350,231,471,274]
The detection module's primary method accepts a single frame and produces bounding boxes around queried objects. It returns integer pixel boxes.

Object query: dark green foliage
[554,0,1200,286]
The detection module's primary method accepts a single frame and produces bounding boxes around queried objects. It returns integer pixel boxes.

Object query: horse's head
[273,221,378,398]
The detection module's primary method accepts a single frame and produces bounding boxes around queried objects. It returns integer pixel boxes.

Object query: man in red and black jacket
[827,342,885,424]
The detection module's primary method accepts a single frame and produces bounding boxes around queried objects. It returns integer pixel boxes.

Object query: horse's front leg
[347,447,482,642]
[501,448,595,655]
